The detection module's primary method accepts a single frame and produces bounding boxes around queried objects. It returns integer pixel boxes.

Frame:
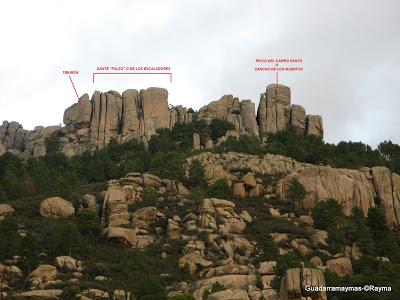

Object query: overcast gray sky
[0,0,399,146]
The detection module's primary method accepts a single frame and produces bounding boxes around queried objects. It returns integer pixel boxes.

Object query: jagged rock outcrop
[1,83,323,157]
[0,121,31,155]
[188,152,400,229]
[277,165,400,229]
[306,115,324,137]
[198,95,259,138]
[24,125,62,157]
[257,84,323,138]
[100,172,189,249]
[257,84,291,135]
[199,198,247,235]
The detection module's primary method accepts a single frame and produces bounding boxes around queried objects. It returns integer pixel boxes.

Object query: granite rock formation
[257,84,323,138]
[197,95,259,137]
[0,84,322,158]
[188,152,400,229]
[0,121,32,155]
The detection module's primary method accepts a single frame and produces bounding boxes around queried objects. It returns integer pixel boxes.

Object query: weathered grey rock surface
[188,152,400,228]
[0,84,323,157]
[257,84,323,138]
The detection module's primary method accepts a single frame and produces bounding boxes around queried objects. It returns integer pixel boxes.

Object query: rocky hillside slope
[0,170,339,300]
[2,159,397,299]
[0,84,323,158]
[188,152,400,229]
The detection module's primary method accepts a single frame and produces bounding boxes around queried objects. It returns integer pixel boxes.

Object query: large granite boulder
[326,257,353,278]
[39,197,75,218]
[0,204,15,216]
[306,115,323,137]
[54,256,78,272]
[101,227,138,248]
[26,265,58,287]
[280,267,327,300]
[198,94,258,137]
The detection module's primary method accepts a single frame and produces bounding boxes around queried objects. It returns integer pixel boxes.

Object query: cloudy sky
[0,0,399,146]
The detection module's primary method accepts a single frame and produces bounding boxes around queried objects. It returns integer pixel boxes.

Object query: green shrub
[0,218,21,260]
[142,186,158,204]
[209,119,235,141]
[60,286,81,299]
[45,133,61,155]
[18,232,41,273]
[76,209,101,236]
[327,226,345,253]
[150,152,185,181]
[344,208,375,256]
[122,158,145,173]
[45,220,81,257]
[149,128,179,154]
[187,186,206,202]
[367,207,388,234]
[187,159,207,188]
[271,252,303,289]
[257,233,278,260]
[217,135,262,155]
[285,177,307,212]
[133,275,167,300]
[208,179,232,199]
[312,199,345,230]
[202,282,225,299]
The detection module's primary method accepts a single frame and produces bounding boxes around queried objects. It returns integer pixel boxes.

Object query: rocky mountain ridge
[0,84,323,158]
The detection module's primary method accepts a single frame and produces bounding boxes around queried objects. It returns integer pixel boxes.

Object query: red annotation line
[68,75,80,102]
[92,72,173,84]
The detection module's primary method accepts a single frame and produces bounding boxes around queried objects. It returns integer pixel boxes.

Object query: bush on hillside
[150,152,185,181]
[208,179,232,199]
[209,118,235,141]
[216,135,262,155]
[76,209,101,236]
[312,199,345,230]
[285,177,307,212]
[187,159,207,189]
[45,220,81,257]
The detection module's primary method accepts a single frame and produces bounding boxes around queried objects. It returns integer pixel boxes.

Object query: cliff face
[257,84,323,137]
[0,84,322,158]
[62,87,190,154]
[188,152,400,229]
